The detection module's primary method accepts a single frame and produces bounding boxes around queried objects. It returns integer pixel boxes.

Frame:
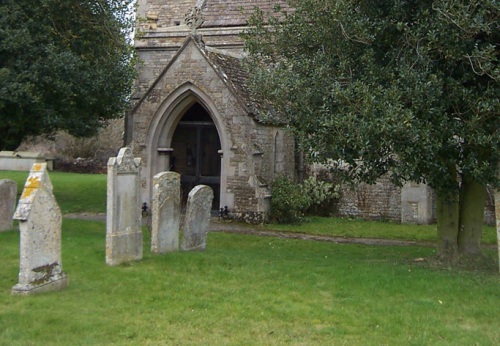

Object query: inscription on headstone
[12,163,68,295]
[151,172,181,254]
[0,179,17,231]
[181,185,213,251]
[106,147,143,266]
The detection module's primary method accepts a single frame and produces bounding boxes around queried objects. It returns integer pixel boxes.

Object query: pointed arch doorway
[170,102,221,210]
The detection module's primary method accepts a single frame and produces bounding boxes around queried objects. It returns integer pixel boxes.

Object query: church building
[126,1,295,222]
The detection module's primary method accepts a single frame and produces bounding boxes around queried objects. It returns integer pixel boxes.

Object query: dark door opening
[170,103,221,210]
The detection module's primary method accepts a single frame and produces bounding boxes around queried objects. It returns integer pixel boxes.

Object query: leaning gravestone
[12,163,68,295]
[151,171,181,254]
[106,147,143,266]
[0,179,17,232]
[181,185,213,251]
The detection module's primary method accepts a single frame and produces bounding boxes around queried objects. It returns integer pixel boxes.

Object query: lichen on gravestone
[11,163,68,295]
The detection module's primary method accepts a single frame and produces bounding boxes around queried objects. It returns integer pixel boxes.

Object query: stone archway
[145,83,228,211]
[170,102,221,209]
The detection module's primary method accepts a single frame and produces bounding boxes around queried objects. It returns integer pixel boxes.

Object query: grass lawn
[0,171,499,344]
[264,216,498,245]
[0,219,499,345]
[0,170,107,214]
[1,169,496,244]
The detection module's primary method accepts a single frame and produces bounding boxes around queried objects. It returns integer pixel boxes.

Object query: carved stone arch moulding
[146,82,228,154]
[143,82,231,209]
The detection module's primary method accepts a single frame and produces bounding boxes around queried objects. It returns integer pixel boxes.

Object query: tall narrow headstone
[106,147,143,266]
[151,172,181,254]
[181,185,213,251]
[11,163,68,295]
[0,179,17,232]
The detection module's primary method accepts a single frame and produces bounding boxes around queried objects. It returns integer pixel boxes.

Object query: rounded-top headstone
[181,185,214,251]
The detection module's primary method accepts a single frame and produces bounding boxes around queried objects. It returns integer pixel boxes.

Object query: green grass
[0,171,498,344]
[1,170,496,244]
[0,170,106,214]
[264,216,498,245]
[0,220,499,345]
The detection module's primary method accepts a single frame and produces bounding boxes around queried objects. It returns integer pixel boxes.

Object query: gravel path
[64,213,437,248]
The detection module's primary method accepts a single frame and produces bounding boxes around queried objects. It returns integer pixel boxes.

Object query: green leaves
[244,0,499,192]
[0,0,137,150]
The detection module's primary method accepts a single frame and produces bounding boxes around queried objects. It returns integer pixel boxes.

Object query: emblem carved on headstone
[116,147,141,174]
[106,147,143,265]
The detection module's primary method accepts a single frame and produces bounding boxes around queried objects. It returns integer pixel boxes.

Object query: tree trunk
[436,191,460,262]
[494,169,500,273]
[457,177,486,256]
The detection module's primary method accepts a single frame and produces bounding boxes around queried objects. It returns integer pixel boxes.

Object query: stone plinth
[106,147,143,266]
[0,179,17,231]
[0,151,54,171]
[12,163,68,295]
[401,182,433,224]
[181,185,213,251]
[151,171,181,254]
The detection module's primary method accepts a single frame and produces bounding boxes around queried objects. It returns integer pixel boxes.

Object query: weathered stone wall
[135,49,178,99]
[336,177,495,225]
[336,176,402,222]
[137,1,290,31]
[137,0,196,29]
[134,1,290,100]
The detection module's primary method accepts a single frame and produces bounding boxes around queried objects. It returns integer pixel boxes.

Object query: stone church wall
[335,177,495,226]
[130,36,296,223]
[336,176,403,222]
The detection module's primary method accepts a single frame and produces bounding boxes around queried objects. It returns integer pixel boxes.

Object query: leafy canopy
[243,0,499,194]
[0,0,137,150]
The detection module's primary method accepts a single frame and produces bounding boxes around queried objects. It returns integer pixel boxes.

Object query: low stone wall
[0,151,54,171]
[336,176,403,222]
[335,178,495,226]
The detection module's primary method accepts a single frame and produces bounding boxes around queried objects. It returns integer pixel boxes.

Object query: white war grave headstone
[151,171,181,254]
[181,185,213,251]
[106,147,143,266]
[0,179,17,231]
[11,163,68,295]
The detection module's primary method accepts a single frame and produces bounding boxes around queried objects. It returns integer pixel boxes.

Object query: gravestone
[106,147,143,266]
[11,163,68,295]
[151,171,181,254]
[181,185,213,251]
[0,179,17,231]
[401,182,433,224]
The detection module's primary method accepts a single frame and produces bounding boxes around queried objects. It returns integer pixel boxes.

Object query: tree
[0,0,136,150]
[243,0,499,262]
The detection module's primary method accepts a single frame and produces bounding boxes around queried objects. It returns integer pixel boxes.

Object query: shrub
[301,176,340,216]
[270,176,311,223]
